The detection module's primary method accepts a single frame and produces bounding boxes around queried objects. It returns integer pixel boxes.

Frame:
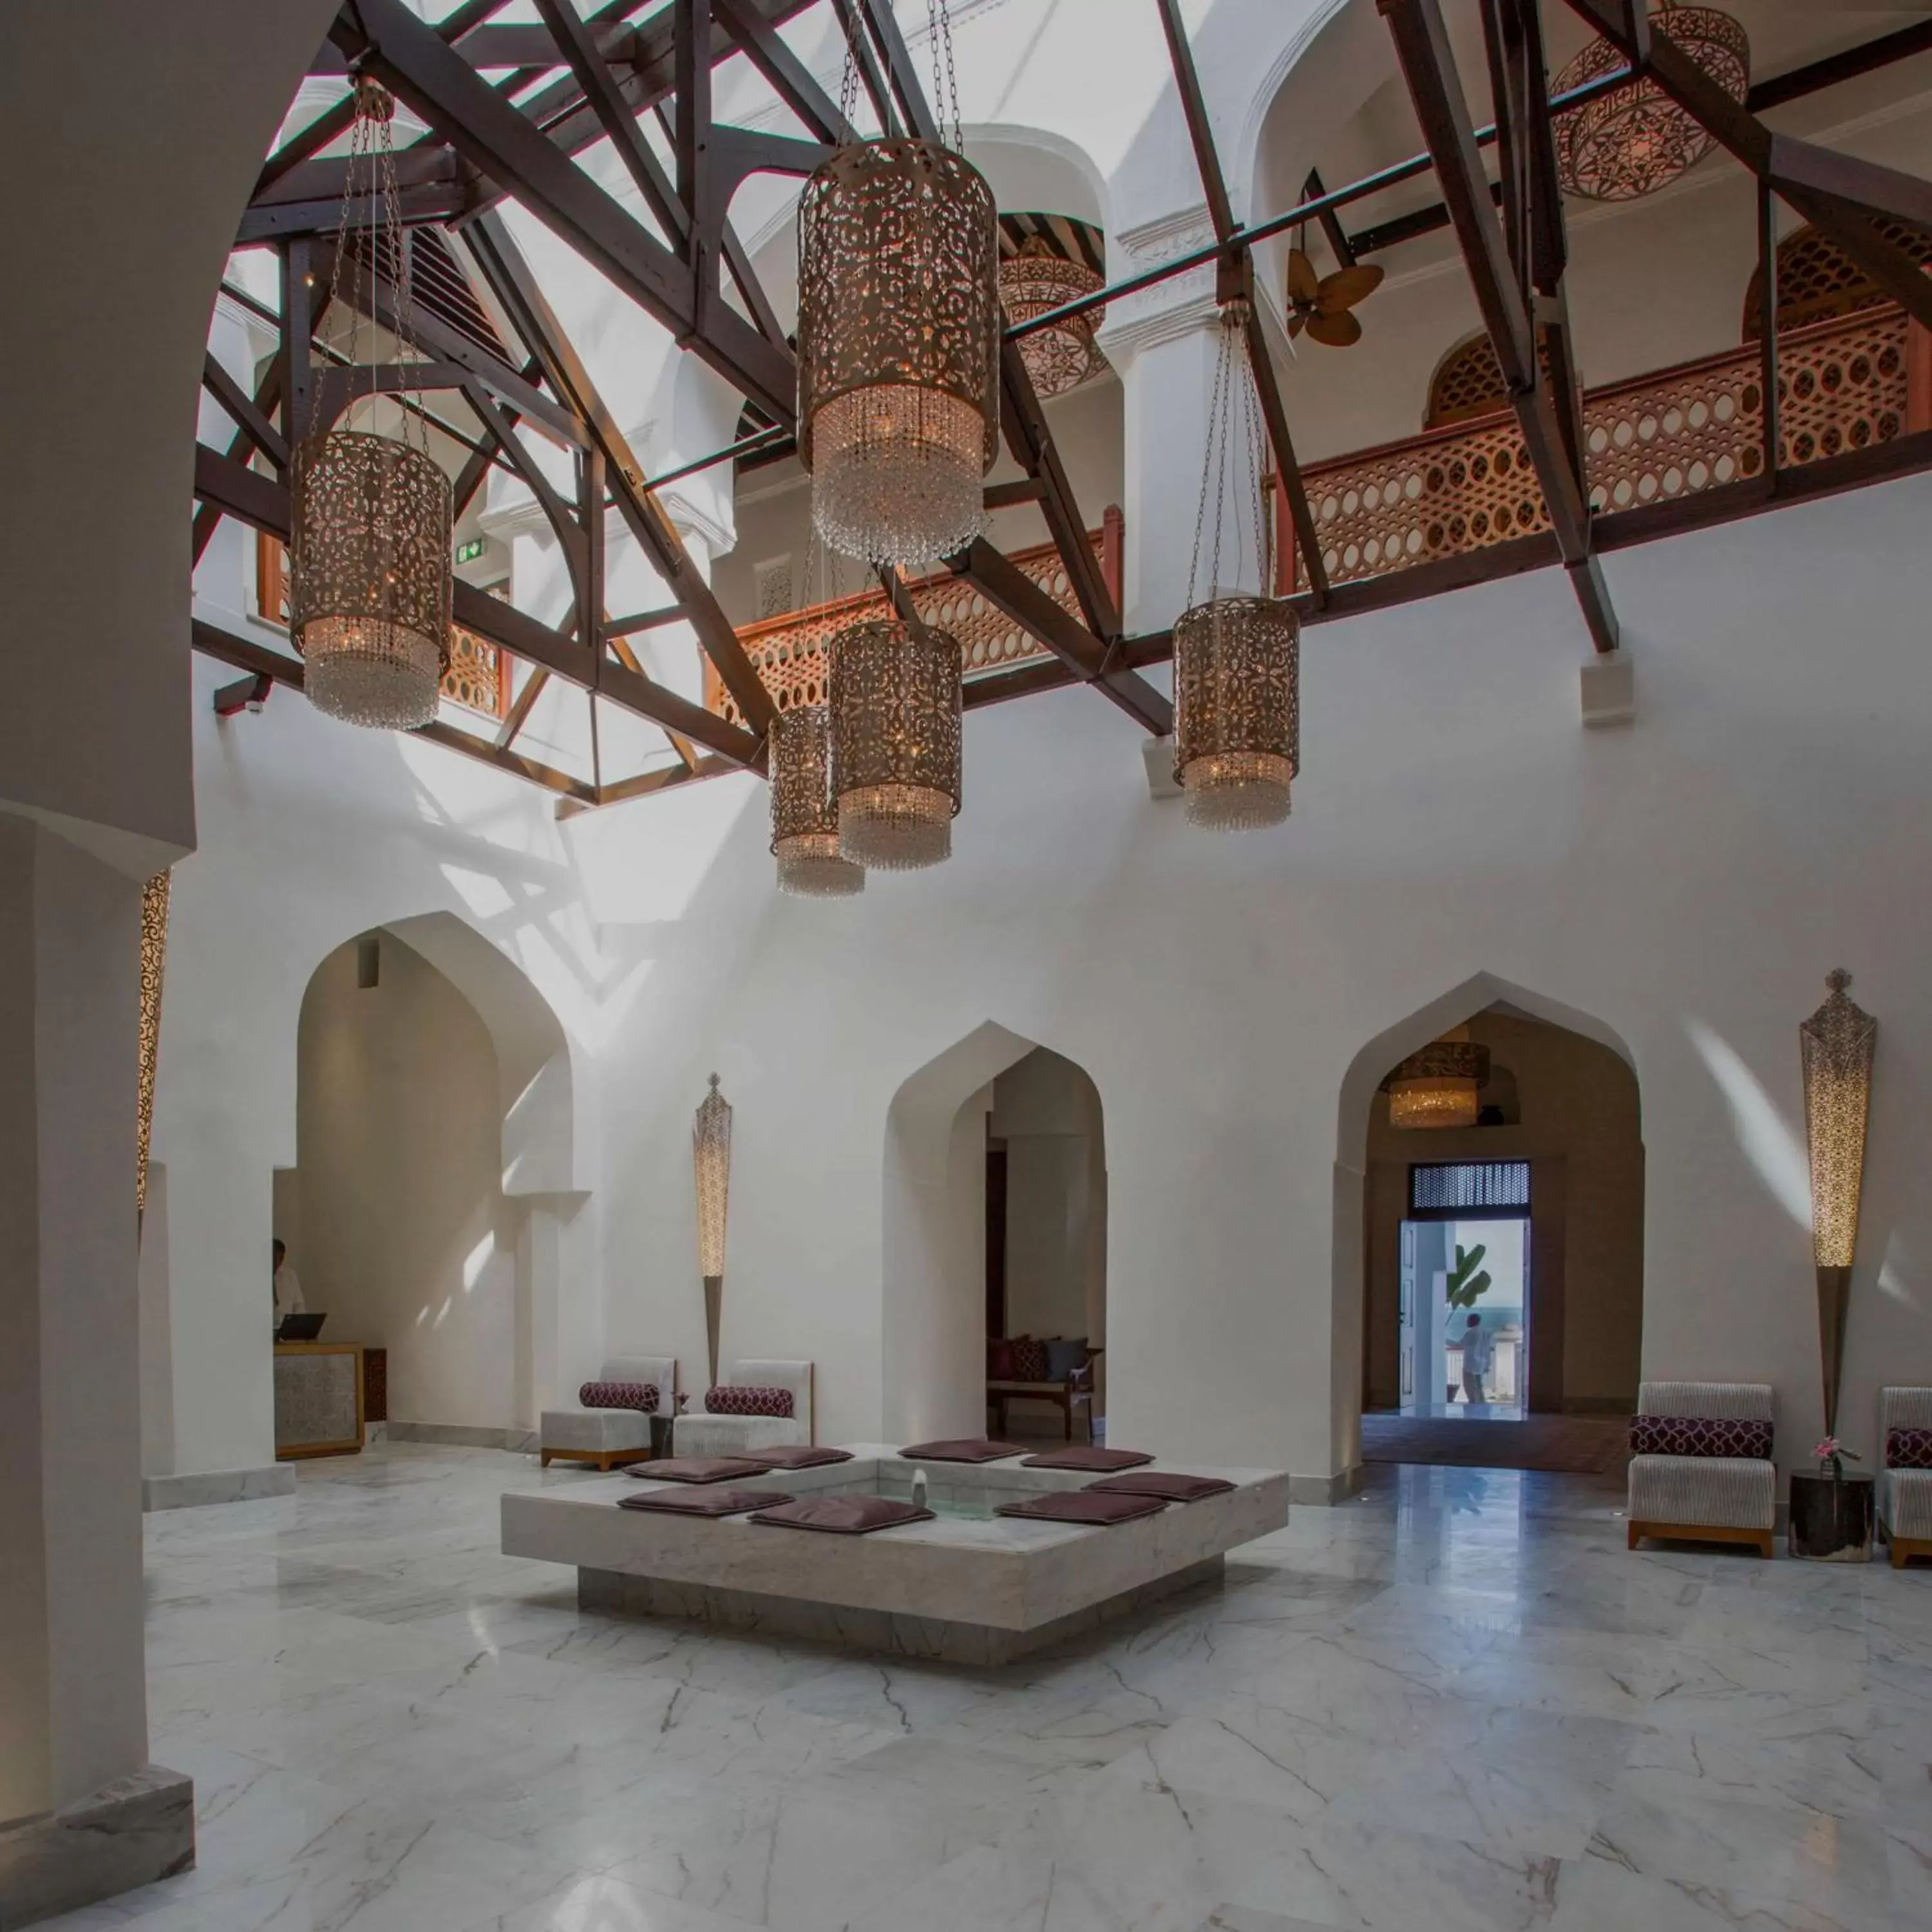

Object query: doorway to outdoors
[1399,1159,1531,1420]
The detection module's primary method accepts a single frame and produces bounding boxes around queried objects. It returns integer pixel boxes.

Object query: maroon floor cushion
[618,1487,790,1517]
[996,1490,1168,1526]
[752,1445,856,1471]
[1088,1472,1235,1504]
[896,1438,1028,1463]
[747,1496,935,1534]
[1021,1446,1155,1472]
[627,1456,776,1484]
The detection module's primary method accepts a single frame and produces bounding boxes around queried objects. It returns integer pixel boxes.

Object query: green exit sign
[455,537,486,564]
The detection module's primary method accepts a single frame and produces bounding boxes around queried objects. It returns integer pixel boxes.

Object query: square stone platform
[501,1446,1289,1664]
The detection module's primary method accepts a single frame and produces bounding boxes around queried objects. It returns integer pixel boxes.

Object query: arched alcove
[1335,974,1643,1459]
[283,912,586,1441]
[882,1021,1108,1444]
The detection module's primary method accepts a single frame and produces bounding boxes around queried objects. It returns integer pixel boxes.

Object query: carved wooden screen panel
[707,532,1104,724]
[1284,309,1912,592]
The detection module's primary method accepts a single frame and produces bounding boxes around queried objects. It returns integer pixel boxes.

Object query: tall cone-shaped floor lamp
[1799,971,1875,1437]
[692,1074,734,1388]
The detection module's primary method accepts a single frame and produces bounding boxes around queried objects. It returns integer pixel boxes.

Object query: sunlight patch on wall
[462,1231,494,1293]
[1685,1016,1809,1232]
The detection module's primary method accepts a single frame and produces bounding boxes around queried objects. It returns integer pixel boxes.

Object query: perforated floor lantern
[290,77,452,730]
[770,703,864,898]
[692,1074,734,1389]
[1801,971,1877,1435]
[1173,301,1301,830]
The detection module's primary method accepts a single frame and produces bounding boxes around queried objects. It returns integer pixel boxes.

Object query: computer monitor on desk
[277,1312,326,1342]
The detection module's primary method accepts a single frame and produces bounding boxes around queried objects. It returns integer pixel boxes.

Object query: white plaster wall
[149,656,601,1482]
[574,474,1932,1480]
[296,934,515,1432]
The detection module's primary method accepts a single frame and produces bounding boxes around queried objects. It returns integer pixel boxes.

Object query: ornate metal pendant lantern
[290,79,452,730]
[771,703,865,897]
[1384,1032,1492,1130]
[1000,232,1106,399]
[829,618,962,871]
[1553,3,1749,204]
[797,6,997,565]
[1800,971,1877,1435]
[1173,302,1300,830]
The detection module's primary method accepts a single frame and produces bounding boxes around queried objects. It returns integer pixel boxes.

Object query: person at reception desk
[272,1238,304,1330]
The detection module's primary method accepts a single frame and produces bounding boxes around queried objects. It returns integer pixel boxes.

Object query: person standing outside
[272,1238,305,1332]
[1459,1311,1492,1407]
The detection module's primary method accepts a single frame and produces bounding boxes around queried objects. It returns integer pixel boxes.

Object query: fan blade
[1286,310,1307,339]
[1316,265,1385,314]
[1286,247,1321,307]
[1305,309,1363,348]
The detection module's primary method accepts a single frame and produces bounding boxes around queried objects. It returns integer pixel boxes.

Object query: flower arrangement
[1814,1437,1861,1481]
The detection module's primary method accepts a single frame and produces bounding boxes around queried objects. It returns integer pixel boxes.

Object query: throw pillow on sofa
[1008,1338,1049,1383]
[578,1380,658,1413]
[1887,1427,1932,1470]
[705,1385,794,1419]
[1629,1415,1772,1459]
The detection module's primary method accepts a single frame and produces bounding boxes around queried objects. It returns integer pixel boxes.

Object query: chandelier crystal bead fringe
[1001,233,1106,399]
[1173,302,1300,831]
[1553,3,1750,204]
[290,77,453,732]
[829,619,963,871]
[796,137,1000,565]
[770,703,865,898]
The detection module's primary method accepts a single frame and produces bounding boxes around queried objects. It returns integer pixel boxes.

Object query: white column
[1096,207,1226,634]
[0,817,191,1905]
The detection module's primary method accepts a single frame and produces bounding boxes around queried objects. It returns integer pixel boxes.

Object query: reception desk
[274,1342,365,1459]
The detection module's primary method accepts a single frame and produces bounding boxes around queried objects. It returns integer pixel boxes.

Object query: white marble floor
[42,1443,1930,1932]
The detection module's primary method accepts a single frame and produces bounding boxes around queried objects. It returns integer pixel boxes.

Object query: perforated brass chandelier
[1384,1033,1492,1130]
[770,703,864,897]
[830,618,962,871]
[1173,302,1300,831]
[797,5,998,565]
[1000,232,1106,399]
[290,78,451,730]
[1553,3,1749,204]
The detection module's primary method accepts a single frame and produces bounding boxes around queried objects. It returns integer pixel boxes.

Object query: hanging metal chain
[927,0,963,153]
[1186,302,1271,607]
[836,1,865,132]
[304,75,426,451]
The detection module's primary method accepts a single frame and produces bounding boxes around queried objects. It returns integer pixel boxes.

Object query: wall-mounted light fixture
[1800,970,1876,1435]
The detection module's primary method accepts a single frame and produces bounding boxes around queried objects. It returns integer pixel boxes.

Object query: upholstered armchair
[539,1354,676,1471]
[672,1358,813,1459]
[1626,1380,1776,1557]
[1879,1387,1932,1568]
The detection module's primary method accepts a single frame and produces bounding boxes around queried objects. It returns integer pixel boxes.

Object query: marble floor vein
[35,1443,1931,1932]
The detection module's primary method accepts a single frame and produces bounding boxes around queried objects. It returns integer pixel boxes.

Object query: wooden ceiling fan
[1285,247,1383,348]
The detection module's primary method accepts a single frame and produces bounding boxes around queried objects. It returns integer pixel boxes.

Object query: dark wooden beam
[341,0,794,426]
[189,614,601,802]
[1383,0,1617,653]
[713,0,858,144]
[190,446,762,766]
[952,540,1173,735]
[1748,19,1932,115]
[463,211,778,743]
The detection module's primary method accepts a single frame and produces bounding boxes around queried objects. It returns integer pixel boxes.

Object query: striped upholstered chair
[1879,1387,1932,1569]
[1626,1381,1776,1557]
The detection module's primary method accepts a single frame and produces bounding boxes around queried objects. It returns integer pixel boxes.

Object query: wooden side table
[1789,1471,1873,1562]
